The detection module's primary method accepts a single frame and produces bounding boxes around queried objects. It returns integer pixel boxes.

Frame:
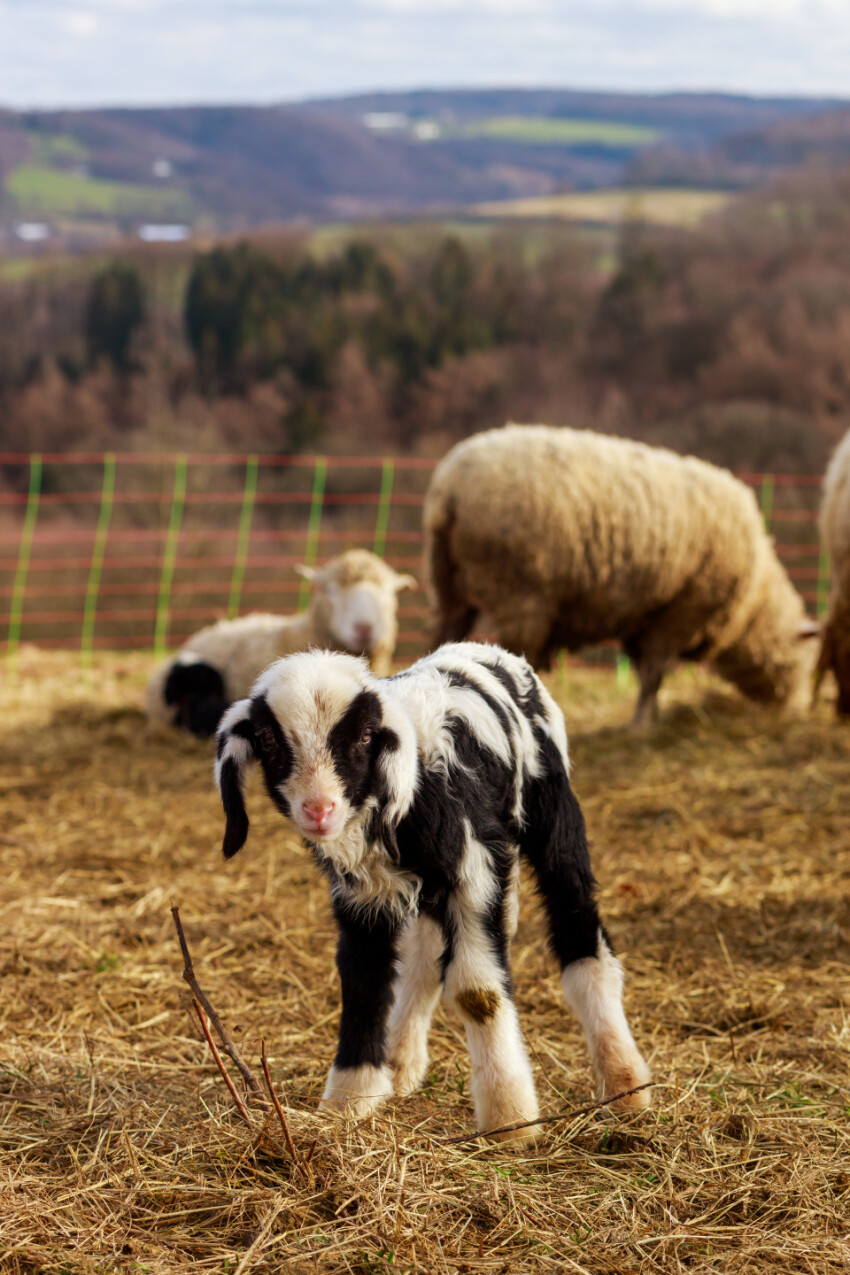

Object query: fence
[0,452,828,672]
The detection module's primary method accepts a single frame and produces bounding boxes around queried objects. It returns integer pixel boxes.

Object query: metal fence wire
[0,452,828,671]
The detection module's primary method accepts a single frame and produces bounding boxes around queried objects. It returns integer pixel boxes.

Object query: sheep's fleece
[146,549,415,730]
[425,424,815,725]
[818,429,850,713]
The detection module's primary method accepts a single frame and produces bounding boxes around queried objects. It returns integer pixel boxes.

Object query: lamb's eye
[360,727,373,746]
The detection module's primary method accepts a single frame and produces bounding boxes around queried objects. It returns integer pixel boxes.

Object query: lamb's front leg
[386,912,444,1095]
[320,903,399,1119]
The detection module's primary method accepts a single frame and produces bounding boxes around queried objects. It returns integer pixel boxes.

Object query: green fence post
[759,474,774,533]
[298,456,327,611]
[818,549,831,619]
[373,458,395,558]
[81,452,116,669]
[227,454,258,619]
[615,652,632,693]
[154,454,188,658]
[6,453,42,678]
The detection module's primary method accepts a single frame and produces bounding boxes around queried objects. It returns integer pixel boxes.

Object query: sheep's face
[215,650,417,867]
[297,551,416,663]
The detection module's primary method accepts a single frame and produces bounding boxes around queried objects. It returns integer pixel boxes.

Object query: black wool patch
[327,690,389,809]
[250,695,295,817]
[164,660,229,737]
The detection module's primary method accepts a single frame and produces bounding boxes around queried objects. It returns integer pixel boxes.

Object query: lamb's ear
[215,700,257,860]
[294,564,316,581]
[393,572,417,593]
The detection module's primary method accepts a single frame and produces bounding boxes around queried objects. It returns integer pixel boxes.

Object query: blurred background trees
[2,168,850,470]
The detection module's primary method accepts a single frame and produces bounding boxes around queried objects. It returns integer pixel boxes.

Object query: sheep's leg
[320,906,398,1119]
[443,887,540,1142]
[521,775,650,1111]
[624,637,669,731]
[385,913,444,1095]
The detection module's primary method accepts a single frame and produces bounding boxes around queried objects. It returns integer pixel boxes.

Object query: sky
[1,0,849,110]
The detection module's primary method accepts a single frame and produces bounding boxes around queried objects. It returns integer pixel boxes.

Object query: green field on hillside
[475,186,733,227]
[456,115,660,146]
[7,164,191,219]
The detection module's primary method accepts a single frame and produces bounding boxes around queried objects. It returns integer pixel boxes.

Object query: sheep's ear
[294,564,316,581]
[393,572,417,593]
[215,701,257,859]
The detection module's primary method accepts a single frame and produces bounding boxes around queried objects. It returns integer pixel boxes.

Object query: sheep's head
[214,650,417,871]
[296,550,415,669]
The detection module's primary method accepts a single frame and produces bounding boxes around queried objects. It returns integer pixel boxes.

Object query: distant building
[138,223,190,243]
[152,158,174,179]
[14,222,50,242]
[412,120,440,141]
[363,112,408,132]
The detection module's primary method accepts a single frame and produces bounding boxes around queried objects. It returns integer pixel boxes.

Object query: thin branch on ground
[260,1038,307,1180]
[193,999,255,1128]
[440,1081,656,1145]
[171,902,268,1108]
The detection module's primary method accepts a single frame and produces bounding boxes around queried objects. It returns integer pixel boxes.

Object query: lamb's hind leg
[521,764,650,1110]
[443,868,540,1142]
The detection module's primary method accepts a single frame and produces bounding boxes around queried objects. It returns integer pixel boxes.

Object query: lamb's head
[296,550,416,673]
[214,650,418,873]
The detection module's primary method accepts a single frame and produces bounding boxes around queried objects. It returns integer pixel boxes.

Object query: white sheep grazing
[425,424,818,728]
[215,642,650,1140]
[817,429,850,714]
[145,549,416,736]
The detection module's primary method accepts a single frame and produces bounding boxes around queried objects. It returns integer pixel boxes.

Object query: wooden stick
[439,1081,655,1145]
[260,1039,306,1179]
[171,903,267,1108]
[194,1000,254,1128]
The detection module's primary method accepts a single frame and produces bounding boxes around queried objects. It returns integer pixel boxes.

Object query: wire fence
[0,451,828,672]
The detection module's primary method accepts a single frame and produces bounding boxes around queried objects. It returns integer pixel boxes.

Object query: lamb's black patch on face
[249,695,295,817]
[327,690,387,809]
[165,660,229,737]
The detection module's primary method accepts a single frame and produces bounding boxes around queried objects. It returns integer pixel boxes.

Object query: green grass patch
[28,132,88,165]
[455,115,659,147]
[7,164,191,219]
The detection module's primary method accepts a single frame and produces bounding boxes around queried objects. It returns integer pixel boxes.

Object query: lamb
[424,424,817,728]
[817,429,850,713]
[214,641,650,1141]
[146,549,415,736]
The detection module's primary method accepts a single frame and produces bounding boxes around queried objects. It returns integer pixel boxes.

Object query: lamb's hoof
[320,1064,393,1119]
[600,1057,652,1113]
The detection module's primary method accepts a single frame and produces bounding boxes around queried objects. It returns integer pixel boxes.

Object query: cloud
[1,0,849,108]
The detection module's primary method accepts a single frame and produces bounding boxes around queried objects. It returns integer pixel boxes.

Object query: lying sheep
[146,549,415,736]
[425,424,817,727]
[817,430,850,713]
[215,641,650,1139]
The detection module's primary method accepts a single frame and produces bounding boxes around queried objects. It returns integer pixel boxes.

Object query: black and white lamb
[215,641,650,1140]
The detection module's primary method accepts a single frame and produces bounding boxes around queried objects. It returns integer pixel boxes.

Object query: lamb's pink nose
[354,623,373,646]
[302,799,336,832]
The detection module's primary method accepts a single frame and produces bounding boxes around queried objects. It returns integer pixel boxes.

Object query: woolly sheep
[424,424,817,728]
[146,549,415,735]
[817,429,850,713]
[215,641,650,1140]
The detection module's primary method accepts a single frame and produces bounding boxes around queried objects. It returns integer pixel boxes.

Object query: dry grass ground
[1,649,849,1274]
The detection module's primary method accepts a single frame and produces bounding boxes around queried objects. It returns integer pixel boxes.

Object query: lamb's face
[298,552,416,662]
[215,651,415,864]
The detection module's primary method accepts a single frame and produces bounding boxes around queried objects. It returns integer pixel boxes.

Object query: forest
[2,162,850,477]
